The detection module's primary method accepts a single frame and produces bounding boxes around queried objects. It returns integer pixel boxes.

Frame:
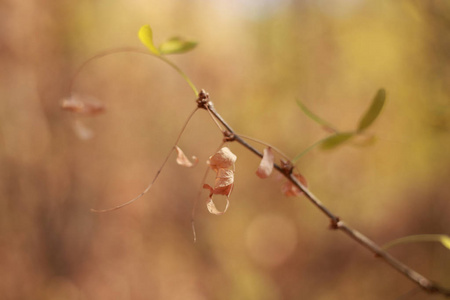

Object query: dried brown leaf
[206,195,229,215]
[175,146,198,167]
[203,169,234,196]
[256,147,274,179]
[214,168,234,195]
[61,95,105,115]
[281,173,308,197]
[208,147,237,171]
[203,147,236,215]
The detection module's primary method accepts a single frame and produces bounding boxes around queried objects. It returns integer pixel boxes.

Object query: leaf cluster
[138,24,197,55]
[293,89,386,161]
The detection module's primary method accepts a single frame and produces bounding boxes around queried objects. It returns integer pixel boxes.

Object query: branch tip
[197,89,211,109]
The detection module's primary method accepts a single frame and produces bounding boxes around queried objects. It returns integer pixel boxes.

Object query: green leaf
[159,37,197,55]
[296,99,337,132]
[138,25,160,55]
[441,235,450,250]
[320,132,355,150]
[382,234,450,251]
[357,89,386,132]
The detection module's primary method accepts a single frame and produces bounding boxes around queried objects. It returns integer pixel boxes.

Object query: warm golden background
[1,0,449,299]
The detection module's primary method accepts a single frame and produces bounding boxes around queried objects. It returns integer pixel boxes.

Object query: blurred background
[1,0,449,299]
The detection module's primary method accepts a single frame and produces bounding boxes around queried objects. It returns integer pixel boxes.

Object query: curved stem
[205,106,225,132]
[70,47,198,96]
[292,136,330,163]
[237,134,292,162]
[158,55,198,96]
[91,107,199,213]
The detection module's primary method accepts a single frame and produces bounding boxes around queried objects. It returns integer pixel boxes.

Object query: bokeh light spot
[245,213,298,268]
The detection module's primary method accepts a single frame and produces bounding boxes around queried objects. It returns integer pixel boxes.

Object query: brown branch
[196,89,450,297]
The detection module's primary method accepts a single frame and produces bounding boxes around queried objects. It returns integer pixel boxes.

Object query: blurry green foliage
[137,24,198,95]
[357,89,386,132]
[138,24,197,56]
[138,24,160,55]
[294,89,386,160]
[296,98,337,132]
[159,37,198,55]
[383,234,450,251]
[321,132,355,150]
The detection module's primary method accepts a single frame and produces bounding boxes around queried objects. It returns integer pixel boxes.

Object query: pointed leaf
[440,235,450,250]
[296,99,337,132]
[138,25,160,55]
[256,147,274,178]
[357,89,386,132]
[382,234,450,251]
[159,37,197,55]
[320,132,355,150]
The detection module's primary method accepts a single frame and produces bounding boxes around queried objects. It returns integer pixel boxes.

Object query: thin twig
[196,89,450,297]
[237,133,292,162]
[91,107,199,213]
[70,47,198,96]
[205,106,225,132]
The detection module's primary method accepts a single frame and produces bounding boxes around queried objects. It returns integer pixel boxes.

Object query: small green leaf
[320,132,355,150]
[357,89,386,132]
[441,235,450,250]
[138,25,160,55]
[159,37,197,55]
[296,99,338,132]
[382,234,450,251]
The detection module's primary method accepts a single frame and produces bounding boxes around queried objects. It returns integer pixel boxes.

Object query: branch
[196,89,450,297]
